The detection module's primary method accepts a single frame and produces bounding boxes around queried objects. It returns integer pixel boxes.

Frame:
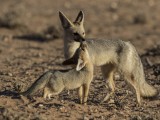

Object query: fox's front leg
[101,64,116,102]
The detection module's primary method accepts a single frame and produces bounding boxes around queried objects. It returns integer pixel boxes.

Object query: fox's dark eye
[82,32,85,35]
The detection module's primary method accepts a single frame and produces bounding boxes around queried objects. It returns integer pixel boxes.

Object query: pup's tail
[20,71,53,96]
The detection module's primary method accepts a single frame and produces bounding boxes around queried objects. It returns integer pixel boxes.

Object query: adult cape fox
[59,11,158,105]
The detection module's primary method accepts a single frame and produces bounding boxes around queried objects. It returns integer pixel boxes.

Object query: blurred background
[0,0,160,53]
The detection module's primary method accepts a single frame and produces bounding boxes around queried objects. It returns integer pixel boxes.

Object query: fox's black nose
[73,33,85,42]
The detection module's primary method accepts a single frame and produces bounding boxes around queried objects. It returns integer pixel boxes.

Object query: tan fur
[59,11,158,105]
[21,42,93,105]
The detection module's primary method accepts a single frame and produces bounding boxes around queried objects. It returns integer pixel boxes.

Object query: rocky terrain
[0,0,159,119]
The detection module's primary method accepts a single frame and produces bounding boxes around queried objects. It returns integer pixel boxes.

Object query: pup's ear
[76,58,86,71]
[59,11,73,29]
[62,57,76,65]
[74,11,84,25]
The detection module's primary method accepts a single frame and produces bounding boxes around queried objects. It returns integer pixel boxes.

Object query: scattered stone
[43,26,62,40]
[38,104,44,108]
[109,2,118,12]
[0,11,25,29]
[8,73,13,77]
[153,64,160,76]
[83,113,89,120]
[133,13,147,24]
[59,106,67,113]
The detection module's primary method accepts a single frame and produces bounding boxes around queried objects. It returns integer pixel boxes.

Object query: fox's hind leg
[101,64,116,102]
[43,87,61,100]
[124,74,141,105]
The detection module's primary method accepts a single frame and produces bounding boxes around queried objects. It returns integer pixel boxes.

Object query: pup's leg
[78,86,84,104]
[43,87,62,100]
[43,87,49,99]
[83,84,90,105]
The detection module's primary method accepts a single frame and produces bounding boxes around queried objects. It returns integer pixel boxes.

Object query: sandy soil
[0,0,160,119]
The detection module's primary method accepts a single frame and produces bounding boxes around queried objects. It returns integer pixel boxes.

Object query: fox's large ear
[62,57,76,65]
[75,11,84,25]
[59,11,73,29]
[76,58,86,71]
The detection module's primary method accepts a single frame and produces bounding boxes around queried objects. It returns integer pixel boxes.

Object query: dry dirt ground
[0,0,160,120]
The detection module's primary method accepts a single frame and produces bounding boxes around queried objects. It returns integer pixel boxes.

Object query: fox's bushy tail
[137,62,158,98]
[131,49,158,98]
[21,71,53,96]
[139,81,158,97]
[123,42,158,98]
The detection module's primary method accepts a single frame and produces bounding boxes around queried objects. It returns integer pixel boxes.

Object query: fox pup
[59,11,158,105]
[21,42,93,105]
